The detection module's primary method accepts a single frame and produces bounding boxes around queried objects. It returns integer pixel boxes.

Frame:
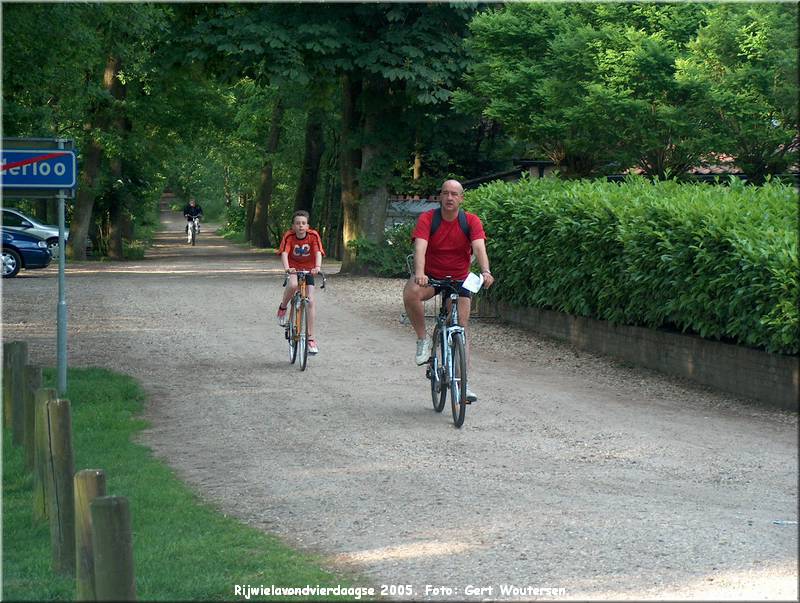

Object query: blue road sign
[1,149,77,189]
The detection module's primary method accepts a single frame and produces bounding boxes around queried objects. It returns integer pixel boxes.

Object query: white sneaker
[415,338,432,365]
[465,387,478,403]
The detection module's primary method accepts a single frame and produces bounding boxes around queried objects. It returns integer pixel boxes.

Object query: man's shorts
[431,280,472,299]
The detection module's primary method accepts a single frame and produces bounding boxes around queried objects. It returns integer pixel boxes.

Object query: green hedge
[465,176,799,355]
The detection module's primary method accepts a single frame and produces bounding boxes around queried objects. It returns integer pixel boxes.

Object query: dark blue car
[2,227,52,278]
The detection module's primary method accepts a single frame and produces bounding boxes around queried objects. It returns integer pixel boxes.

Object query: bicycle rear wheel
[450,333,467,427]
[288,302,298,364]
[429,327,446,412]
[298,300,309,371]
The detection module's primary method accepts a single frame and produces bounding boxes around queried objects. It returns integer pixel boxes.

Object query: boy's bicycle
[187,217,200,246]
[426,277,469,428]
[283,270,325,371]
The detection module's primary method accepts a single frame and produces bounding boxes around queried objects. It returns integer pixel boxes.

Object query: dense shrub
[348,223,415,277]
[465,176,799,355]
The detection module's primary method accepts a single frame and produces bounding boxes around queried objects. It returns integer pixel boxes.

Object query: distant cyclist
[402,179,495,402]
[182,197,204,234]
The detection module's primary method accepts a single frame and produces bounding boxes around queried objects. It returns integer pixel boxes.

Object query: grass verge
[3,367,367,601]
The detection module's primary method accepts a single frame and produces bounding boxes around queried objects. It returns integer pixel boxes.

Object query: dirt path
[2,206,797,600]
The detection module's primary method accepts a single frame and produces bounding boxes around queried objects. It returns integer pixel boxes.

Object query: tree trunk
[32,202,47,222]
[106,56,129,260]
[320,133,341,259]
[413,151,422,181]
[68,136,102,260]
[357,78,390,246]
[293,109,325,220]
[223,165,232,207]
[339,73,363,273]
[45,199,58,225]
[251,97,284,248]
[68,54,120,260]
[106,159,125,260]
[244,192,254,242]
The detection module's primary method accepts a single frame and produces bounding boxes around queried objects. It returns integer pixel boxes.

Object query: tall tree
[455,3,711,178]
[293,106,326,218]
[678,3,798,183]
[251,97,285,248]
[181,3,476,265]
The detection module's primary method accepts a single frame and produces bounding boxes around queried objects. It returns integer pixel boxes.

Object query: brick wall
[491,301,799,411]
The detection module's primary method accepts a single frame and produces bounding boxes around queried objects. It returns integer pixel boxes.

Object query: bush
[348,223,414,277]
[466,176,799,354]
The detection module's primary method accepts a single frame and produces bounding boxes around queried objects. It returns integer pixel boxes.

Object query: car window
[2,211,30,228]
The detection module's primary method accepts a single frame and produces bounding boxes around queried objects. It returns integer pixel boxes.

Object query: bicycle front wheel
[298,300,309,371]
[429,327,446,412]
[288,303,298,364]
[191,225,196,246]
[450,333,467,428]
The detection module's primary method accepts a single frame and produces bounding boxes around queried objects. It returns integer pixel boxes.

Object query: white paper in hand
[462,271,484,293]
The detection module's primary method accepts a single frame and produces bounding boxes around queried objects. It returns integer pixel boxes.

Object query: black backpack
[430,208,470,239]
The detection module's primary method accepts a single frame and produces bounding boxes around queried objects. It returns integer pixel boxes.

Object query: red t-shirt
[411,210,486,280]
[277,231,323,270]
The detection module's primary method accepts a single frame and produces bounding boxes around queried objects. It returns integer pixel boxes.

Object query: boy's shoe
[465,386,478,403]
[308,338,319,355]
[415,338,432,365]
[276,305,287,326]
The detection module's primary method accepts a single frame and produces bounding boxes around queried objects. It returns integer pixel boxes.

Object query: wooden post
[3,341,11,427]
[91,496,136,601]
[23,365,42,470]
[75,470,106,601]
[3,342,12,418]
[3,365,10,430]
[46,398,76,576]
[33,388,57,523]
[7,340,28,445]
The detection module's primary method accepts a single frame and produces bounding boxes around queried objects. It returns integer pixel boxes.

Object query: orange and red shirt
[277,229,325,270]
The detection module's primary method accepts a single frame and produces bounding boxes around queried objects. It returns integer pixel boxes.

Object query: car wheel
[47,238,60,255]
[2,248,21,278]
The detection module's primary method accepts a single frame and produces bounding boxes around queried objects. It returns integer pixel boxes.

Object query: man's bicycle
[186,216,201,246]
[426,277,469,427]
[283,270,325,371]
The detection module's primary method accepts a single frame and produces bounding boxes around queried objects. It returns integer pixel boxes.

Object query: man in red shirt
[403,179,495,401]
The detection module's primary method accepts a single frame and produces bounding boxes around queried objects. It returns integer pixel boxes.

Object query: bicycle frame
[426,277,468,426]
[283,270,325,371]
[187,217,200,244]
[292,274,308,338]
[438,291,465,386]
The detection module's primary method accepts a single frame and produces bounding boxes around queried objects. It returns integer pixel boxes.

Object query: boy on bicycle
[276,210,324,354]
[402,179,494,401]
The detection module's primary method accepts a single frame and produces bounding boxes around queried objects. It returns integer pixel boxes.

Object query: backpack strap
[430,208,470,239]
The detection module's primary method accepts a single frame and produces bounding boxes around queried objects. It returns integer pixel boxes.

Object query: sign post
[2,138,77,395]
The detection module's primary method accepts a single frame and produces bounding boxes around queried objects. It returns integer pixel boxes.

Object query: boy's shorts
[291,272,315,286]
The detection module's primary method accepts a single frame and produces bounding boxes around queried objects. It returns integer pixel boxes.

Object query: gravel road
[2,206,797,601]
